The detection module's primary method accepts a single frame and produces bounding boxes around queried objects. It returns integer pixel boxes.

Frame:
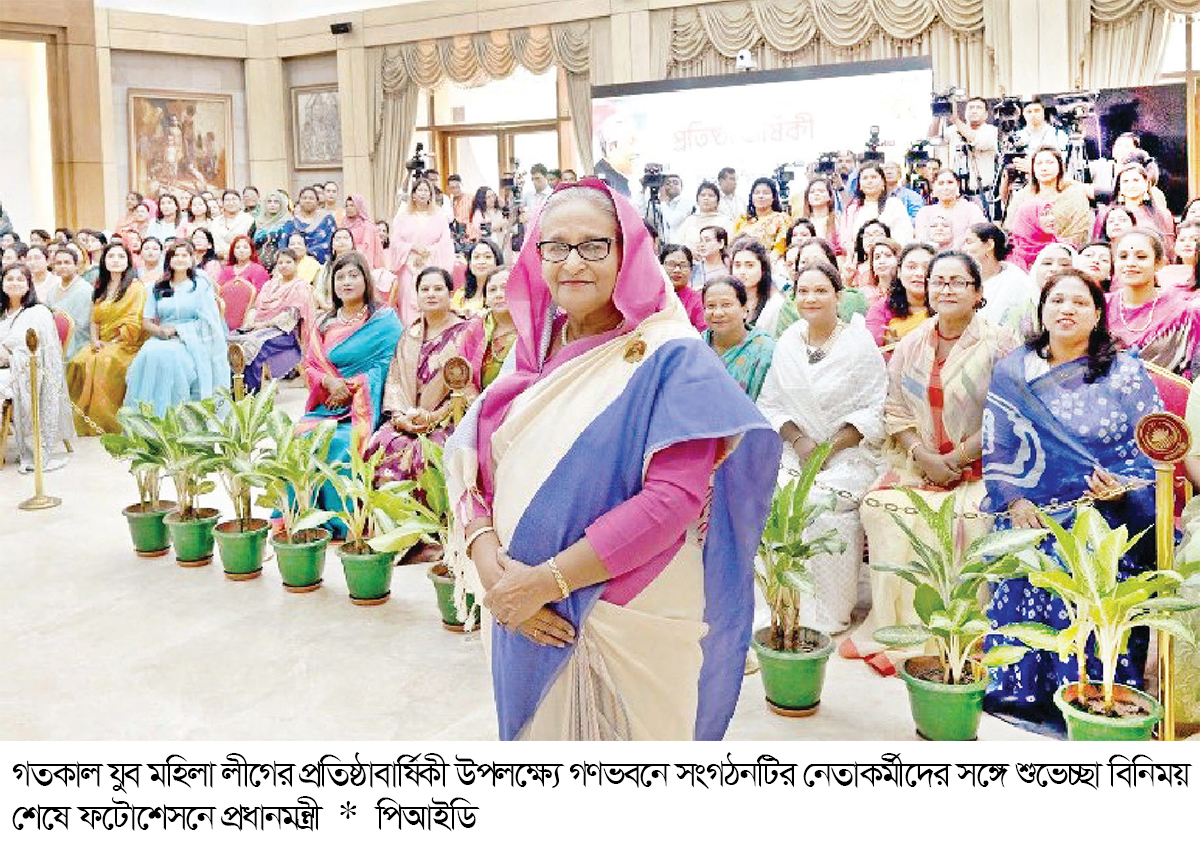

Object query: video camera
[773,163,801,208]
[862,126,884,164]
[931,87,965,119]
[992,97,1023,134]
[1052,92,1097,135]
[405,142,427,176]
[642,162,665,198]
[813,152,838,176]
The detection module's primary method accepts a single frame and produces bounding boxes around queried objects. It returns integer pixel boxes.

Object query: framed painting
[128,90,233,198]
[292,84,342,169]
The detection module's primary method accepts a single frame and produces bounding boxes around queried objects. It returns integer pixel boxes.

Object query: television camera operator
[941,95,999,209]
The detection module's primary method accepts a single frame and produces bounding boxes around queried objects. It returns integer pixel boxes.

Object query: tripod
[1065,129,1089,185]
[643,185,665,244]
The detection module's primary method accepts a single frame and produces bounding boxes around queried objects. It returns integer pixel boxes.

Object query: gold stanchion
[19,329,62,511]
[442,356,473,424]
[1135,412,1191,742]
[228,343,246,400]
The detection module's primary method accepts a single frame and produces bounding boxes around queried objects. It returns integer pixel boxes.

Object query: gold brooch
[623,334,646,363]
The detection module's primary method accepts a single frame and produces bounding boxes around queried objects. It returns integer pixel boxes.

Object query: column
[245,25,290,193]
[334,16,373,211]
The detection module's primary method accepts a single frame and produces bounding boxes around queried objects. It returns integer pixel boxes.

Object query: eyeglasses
[536,239,615,263]
[663,260,691,270]
[928,277,973,292]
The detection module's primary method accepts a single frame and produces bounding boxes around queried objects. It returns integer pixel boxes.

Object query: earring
[976,297,988,309]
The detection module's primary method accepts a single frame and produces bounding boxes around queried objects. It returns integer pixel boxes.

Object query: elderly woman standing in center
[758,261,887,634]
[445,179,779,740]
[841,250,1019,675]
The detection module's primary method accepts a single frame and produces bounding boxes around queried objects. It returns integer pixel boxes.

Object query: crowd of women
[3,145,1200,739]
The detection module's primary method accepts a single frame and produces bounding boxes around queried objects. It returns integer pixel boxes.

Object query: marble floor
[0,382,1045,742]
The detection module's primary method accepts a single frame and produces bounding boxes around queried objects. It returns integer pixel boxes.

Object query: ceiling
[95,0,426,25]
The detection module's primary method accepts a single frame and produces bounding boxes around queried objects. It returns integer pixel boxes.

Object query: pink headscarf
[1009,199,1057,271]
[344,193,385,269]
[474,177,669,498]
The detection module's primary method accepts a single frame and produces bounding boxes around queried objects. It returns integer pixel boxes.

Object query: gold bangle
[548,556,571,601]
[464,525,494,555]
[906,441,920,461]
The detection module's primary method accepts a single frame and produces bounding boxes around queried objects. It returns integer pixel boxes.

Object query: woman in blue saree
[123,241,229,414]
[982,269,1161,725]
[445,180,780,740]
[281,186,338,265]
[299,251,403,537]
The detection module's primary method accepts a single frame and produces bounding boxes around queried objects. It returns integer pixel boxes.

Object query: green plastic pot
[751,626,834,716]
[1053,682,1162,741]
[122,501,176,557]
[164,509,220,567]
[214,519,270,580]
[899,656,987,741]
[428,564,480,631]
[339,545,395,604]
[272,529,330,592]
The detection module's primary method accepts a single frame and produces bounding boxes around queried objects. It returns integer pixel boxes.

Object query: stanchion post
[18,328,62,511]
[228,343,246,400]
[1135,412,1192,742]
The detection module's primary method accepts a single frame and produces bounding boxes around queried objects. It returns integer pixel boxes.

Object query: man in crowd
[522,163,552,217]
[835,150,859,206]
[717,167,740,221]
[447,174,471,227]
[561,168,578,183]
[242,186,261,218]
[1014,98,1068,159]
[645,173,691,244]
[882,161,924,219]
[944,96,999,200]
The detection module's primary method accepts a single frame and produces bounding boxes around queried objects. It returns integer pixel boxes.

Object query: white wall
[0,40,55,234]
[110,50,249,214]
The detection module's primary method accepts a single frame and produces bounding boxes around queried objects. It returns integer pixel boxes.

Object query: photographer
[882,161,925,219]
[654,174,691,244]
[1013,99,1067,171]
[943,96,999,200]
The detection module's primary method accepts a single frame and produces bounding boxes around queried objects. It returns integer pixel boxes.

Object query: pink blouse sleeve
[585,437,720,603]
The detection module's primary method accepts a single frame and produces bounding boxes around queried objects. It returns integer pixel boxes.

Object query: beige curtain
[372,23,592,206]
[1073,0,1183,89]
[668,0,998,93]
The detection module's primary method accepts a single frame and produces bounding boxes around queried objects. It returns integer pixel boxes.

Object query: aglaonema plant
[255,412,338,541]
[871,487,1049,685]
[756,443,845,653]
[365,436,451,555]
[988,505,1198,715]
[120,401,222,519]
[100,403,165,509]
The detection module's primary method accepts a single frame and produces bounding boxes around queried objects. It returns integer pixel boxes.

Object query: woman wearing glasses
[659,243,706,331]
[841,250,1019,675]
[445,179,779,740]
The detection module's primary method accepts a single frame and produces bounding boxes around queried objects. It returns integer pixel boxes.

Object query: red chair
[51,309,73,355]
[219,278,256,331]
[1143,361,1192,514]
[452,258,468,291]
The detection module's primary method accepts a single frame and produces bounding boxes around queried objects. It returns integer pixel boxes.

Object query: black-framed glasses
[928,276,973,292]
[536,238,615,263]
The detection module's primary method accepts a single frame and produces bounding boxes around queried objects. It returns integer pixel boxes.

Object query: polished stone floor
[0,382,1045,742]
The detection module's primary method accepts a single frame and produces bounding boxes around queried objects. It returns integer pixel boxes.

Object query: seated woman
[982,270,1160,724]
[299,251,403,538]
[701,275,775,401]
[217,235,269,294]
[0,263,74,471]
[733,178,791,257]
[1096,163,1176,259]
[798,177,842,255]
[1159,219,1200,290]
[285,231,322,285]
[471,269,517,390]
[839,164,913,251]
[189,227,223,283]
[757,261,887,633]
[865,242,935,347]
[66,241,146,434]
[690,225,729,288]
[962,223,1037,333]
[366,266,482,491]
[659,244,705,331]
[123,241,230,415]
[676,181,733,255]
[227,249,316,394]
[914,169,986,248]
[453,238,502,316]
[845,219,891,292]
[841,250,1019,675]
[795,236,866,320]
[252,190,292,272]
[1008,147,1094,270]
[1076,242,1113,292]
[312,227,358,311]
[1106,228,1200,375]
[863,237,901,307]
[731,239,798,337]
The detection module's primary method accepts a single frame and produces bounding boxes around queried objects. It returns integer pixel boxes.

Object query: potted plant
[186,386,276,580]
[100,404,175,557]
[751,444,845,717]
[368,437,480,630]
[326,429,442,605]
[870,488,1048,740]
[128,402,223,567]
[989,506,1198,741]
[256,413,337,592]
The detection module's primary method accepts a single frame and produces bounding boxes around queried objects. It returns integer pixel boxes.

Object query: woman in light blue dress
[123,240,229,415]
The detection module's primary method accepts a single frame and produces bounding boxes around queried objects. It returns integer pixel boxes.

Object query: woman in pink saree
[389,177,455,326]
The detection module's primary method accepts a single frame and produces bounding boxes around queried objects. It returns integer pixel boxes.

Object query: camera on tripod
[813,152,838,176]
[862,126,885,164]
[992,97,1023,134]
[642,162,665,199]
[1052,92,1097,135]
[405,143,427,176]
[773,163,801,208]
